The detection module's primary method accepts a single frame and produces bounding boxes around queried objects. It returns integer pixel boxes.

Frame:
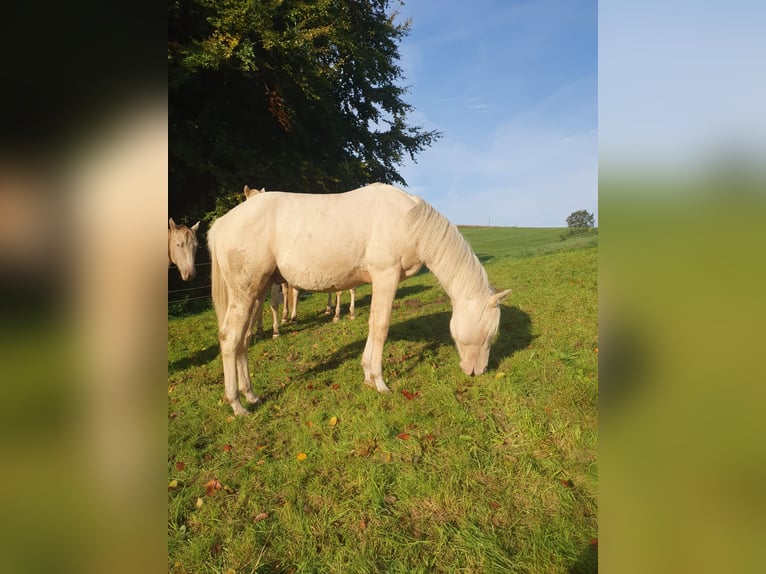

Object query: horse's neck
[423,249,488,303]
[416,223,490,303]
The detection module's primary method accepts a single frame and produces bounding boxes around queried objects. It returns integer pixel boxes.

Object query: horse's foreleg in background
[362,274,398,392]
[288,286,299,322]
[280,284,290,323]
[251,296,265,342]
[324,291,343,323]
[349,288,356,320]
[269,282,281,337]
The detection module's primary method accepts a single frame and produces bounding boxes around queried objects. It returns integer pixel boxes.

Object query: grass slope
[169,228,597,573]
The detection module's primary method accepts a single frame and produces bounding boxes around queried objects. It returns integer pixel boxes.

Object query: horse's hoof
[272,333,279,339]
[332,317,340,324]
[231,402,249,417]
[349,315,355,320]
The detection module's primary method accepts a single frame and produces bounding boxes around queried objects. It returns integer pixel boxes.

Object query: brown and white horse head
[168,217,200,281]
[450,288,511,376]
[243,185,266,200]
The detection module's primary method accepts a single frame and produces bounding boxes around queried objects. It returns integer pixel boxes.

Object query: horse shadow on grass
[568,542,598,573]
[169,342,220,372]
[302,303,532,380]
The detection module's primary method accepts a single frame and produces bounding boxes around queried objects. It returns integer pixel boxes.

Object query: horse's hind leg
[236,346,259,406]
[348,288,356,320]
[219,301,254,416]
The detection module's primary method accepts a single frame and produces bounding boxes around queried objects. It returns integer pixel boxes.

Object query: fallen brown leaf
[204,479,222,496]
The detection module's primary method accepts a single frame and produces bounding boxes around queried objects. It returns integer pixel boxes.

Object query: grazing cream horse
[326,289,356,322]
[168,218,200,281]
[209,183,510,416]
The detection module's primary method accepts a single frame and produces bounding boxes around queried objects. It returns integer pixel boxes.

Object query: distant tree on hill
[566,210,595,229]
[561,210,596,240]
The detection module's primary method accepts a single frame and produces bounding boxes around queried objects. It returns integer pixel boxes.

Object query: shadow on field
[476,253,495,265]
[568,542,598,573]
[169,344,219,372]
[303,304,532,378]
[488,304,535,370]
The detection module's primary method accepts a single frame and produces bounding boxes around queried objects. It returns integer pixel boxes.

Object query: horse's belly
[278,261,369,292]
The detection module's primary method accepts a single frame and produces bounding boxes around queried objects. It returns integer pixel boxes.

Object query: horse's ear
[488,289,511,308]
[191,221,200,233]
[260,187,265,193]
[169,217,176,230]
[243,185,251,198]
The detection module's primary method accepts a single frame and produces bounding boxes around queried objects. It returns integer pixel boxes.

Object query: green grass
[168,227,597,573]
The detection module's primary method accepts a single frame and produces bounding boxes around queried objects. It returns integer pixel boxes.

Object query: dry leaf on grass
[204,479,223,496]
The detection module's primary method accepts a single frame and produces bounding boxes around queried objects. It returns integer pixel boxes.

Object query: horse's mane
[405,198,491,300]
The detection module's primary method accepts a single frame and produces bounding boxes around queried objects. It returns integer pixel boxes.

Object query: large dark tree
[169,0,440,221]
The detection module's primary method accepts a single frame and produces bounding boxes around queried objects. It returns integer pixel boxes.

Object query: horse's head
[169,217,200,281]
[450,289,511,376]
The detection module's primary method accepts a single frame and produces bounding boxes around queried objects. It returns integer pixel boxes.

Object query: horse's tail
[207,222,228,330]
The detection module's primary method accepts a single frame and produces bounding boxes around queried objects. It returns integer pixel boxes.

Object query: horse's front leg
[348,288,356,320]
[362,274,398,392]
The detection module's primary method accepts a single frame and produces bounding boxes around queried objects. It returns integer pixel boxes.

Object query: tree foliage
[169,0,440,220]
[566,210,595,229]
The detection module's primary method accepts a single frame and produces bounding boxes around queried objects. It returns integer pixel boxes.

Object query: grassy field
[168,227,598,573]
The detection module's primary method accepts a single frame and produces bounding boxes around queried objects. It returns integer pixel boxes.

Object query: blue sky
[393,0,597,227]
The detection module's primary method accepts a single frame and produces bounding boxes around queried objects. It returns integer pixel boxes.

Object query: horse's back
[210,184,422,291]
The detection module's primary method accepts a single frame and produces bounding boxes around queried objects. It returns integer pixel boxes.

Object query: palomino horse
[168,218,200,281]
[208,183,510,416]
[326,289,356,322]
